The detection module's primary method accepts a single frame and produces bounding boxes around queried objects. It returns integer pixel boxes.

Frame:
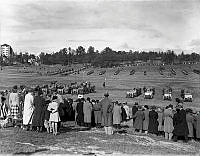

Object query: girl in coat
[48,96,60,135]
[164,105,174,140]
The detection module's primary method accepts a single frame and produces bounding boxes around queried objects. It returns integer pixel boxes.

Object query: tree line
[12,46,200,67]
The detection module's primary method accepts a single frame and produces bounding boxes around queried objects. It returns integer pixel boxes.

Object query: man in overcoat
[173,104,189,142]
[100,92,114,135]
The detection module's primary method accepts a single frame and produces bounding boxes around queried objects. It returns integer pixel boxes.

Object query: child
[48,95,60,135]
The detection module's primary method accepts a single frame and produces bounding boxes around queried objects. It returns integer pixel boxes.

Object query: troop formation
[0,85,200,142]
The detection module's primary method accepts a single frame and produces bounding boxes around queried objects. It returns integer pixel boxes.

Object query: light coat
[83,101,92,123]
[23,93,34,125]
[143,109,149,131]
[113,104,122,125]
[100,97,113,127]
[164,108,174,133]
[186,113,195,138]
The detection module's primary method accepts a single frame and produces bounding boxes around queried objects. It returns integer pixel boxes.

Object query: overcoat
[32,95,46,127]
[93,102,102,124]
[196,113,200,138]
[186,113,195,138]
[143,109,149,131]
[132,105,138,124]
[121,107,127,122]
[76,100,84,126]
[148,110,159,134]
[164,108,174,133]
[100,97,113,127]
[173,109,189,136]
[133,110,144,130]
[158,111,164,132]
[113,104,122,125]
[23,93,34,125]
[83,101,92,123]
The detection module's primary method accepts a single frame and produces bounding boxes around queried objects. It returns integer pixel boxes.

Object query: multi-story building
[1,44,14,58]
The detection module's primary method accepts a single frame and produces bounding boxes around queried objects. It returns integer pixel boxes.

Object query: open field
[0,64,200,155]
[1,64,200,110]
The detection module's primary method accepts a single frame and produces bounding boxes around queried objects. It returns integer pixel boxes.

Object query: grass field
[1,64,200,110]
[0,64,200,155]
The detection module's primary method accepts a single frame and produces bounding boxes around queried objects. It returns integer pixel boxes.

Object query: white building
[1,44,13,58]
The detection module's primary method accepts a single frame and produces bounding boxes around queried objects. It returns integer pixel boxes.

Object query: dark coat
[32,96,46,127]
[196,113,200,138]
[100,97,113,126]
[76,100,84,126]
[133,110,144,130]
[148,110,159,134]
[173,109,189,136]
[121,107,127,122]
[132,106,138,124]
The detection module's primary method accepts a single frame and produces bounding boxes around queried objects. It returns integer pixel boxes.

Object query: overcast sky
[1,0,200,54]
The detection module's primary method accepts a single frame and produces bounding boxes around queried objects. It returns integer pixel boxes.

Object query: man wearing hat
[173,104,189,142]
[99,92,114,135]
[23,88,34,130]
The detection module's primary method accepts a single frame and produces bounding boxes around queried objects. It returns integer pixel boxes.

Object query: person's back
[100,97,112,116]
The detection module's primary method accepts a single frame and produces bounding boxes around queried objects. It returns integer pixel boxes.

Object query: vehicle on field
[129,69,135,75]
[171,68,176,75]
[193,69,200,75]
[99,70,106,75]
[182,70,189,75]
[144,88,155,99]
[163,89,172,101]
[87,70,94,75]
[126,88,142,98]
[114,69,120,75]
[183,91,193,102]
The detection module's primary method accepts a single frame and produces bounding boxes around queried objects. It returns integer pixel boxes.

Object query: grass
[0,122,200,155]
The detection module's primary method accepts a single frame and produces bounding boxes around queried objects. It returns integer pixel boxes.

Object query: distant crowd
[0,85,200,142]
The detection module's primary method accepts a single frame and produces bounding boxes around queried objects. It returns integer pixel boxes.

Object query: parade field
[0,64,200,155]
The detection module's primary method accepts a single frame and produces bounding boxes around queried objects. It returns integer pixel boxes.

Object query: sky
[0,0,200,55]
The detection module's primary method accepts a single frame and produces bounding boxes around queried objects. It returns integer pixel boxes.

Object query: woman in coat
[23,88,34,130]
[148,106,159,135]
[163,105,174,140]
[133,106,144,133]
[173,104,189,142]
[143,105,149,134]
[186,108,195,139]
[83,97,93,128]
[32,90,46,132]
[113,101,122,129]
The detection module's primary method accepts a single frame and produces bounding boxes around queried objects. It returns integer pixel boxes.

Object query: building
[1,44,14,58]
[147,57,163,65]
